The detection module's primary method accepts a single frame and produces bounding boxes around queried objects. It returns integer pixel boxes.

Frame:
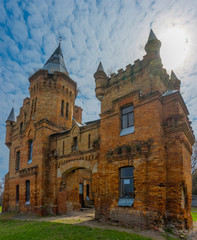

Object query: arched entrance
[57,159,97,214]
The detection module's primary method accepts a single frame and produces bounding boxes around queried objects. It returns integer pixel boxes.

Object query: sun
[159,28,189,70]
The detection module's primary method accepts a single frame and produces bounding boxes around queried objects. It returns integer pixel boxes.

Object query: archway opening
[60,167,94,213]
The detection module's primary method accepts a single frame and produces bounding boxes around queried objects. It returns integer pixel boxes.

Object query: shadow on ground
[1,208,197,240]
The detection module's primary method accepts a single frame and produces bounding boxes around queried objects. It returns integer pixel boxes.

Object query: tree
[0,178,4,206]
[192,140,197,176]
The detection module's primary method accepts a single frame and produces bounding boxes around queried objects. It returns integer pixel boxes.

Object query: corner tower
[5,107,15,148]
[94,62,108,101]
[3,42,79,216]
[29,42,77,130]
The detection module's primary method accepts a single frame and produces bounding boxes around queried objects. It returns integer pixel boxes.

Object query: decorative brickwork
[3,30,195,230]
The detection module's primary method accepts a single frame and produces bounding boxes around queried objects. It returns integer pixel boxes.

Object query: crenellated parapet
[94,30,181,105]
[29,69,77,99]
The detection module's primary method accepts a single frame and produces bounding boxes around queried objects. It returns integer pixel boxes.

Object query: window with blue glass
[28,140,33,164]
[118,167,134,207]
[120,105,134,136]
[26,180,30,204]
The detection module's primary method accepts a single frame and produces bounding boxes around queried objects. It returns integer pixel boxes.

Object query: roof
[171,70,178,80]
[43,43,69,75]
[162,90,178,97]
[50,119,100,137]
[6,107,15,122]
[84,119,100,125]
[148,29,157,41]
[96,61,105,72]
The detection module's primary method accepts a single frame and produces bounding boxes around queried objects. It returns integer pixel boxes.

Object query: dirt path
[187,221,197,240]
[1,208,195,239]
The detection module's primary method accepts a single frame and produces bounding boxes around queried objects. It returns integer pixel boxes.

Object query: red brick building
[3,30,195,229]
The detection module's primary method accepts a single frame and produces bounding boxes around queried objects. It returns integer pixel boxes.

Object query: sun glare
[160,28,189,70]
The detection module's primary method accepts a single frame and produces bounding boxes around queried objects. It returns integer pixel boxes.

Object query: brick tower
[3,42,78,215]
[94,29,194,229]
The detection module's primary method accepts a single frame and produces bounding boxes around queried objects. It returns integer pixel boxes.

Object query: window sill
[25,201,30,205]
[118,198,134,207]
[120,126,134,136]
[27,159,32,164]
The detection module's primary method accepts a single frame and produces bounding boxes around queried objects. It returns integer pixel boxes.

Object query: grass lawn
[191,207,197,222]
[0,220,152,240]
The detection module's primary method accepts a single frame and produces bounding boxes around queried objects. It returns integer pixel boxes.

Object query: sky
[0,0,197,180]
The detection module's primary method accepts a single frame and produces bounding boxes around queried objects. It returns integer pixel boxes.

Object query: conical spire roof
[145,29,161,54]
[148,29,157,41]
[171,70,178,80]
[96,61,105,72]
[6,107,15,122]
[43,43,69,75]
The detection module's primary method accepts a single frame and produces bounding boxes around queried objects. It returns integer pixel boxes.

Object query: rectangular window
[88,134,91,148]
[62,141,65,155]
[118,167,134,207]
[34,98,37,113]
[121,105,134,129]
[31,100,34,114]
[26,180,30,203]
[86,184,89,197]
[66,102,69,119]
[61,100,64,116]
[120,105,134,136]
[72,137,78,152]
[16,151,20,170]
[20,122,23,133]
[28,140,33,164]
[16,185,19,203]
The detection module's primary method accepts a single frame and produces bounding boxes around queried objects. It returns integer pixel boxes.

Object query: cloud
[0,0,197,179]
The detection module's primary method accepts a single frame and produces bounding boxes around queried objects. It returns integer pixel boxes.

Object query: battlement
[28,69,77,99]
[107,56,171,91]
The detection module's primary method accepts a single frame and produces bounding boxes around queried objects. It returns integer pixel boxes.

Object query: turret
[94,62,108,101]
[73,105,83,123]
[5,107,15,148]
[145,29,161,59]
[171,71,181,91]
[28,42,77,129]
